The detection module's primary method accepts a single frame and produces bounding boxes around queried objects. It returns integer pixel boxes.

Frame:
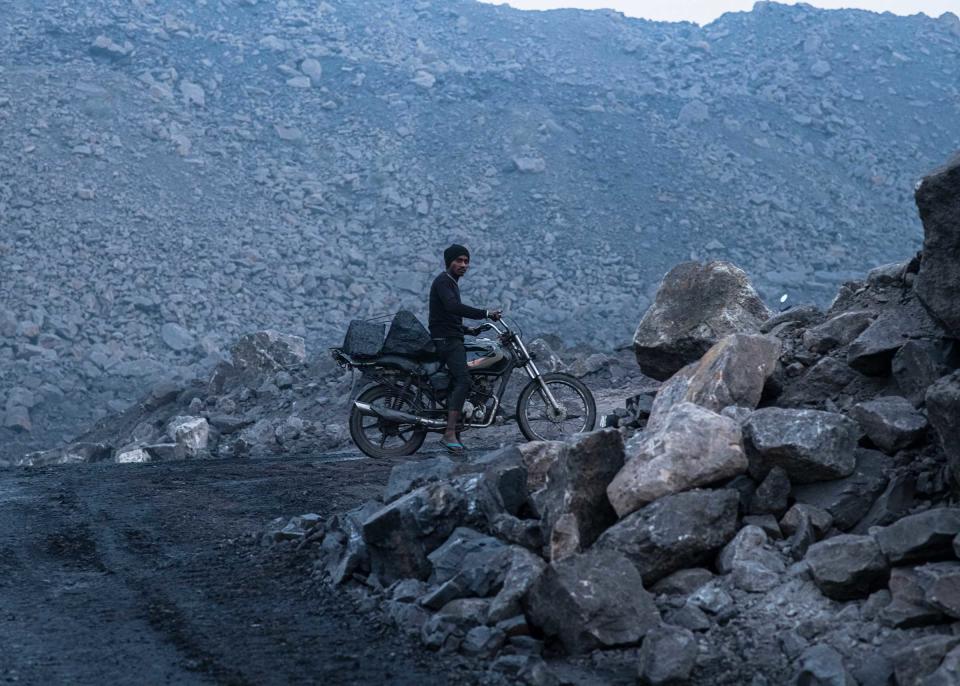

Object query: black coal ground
[0,453,498,685]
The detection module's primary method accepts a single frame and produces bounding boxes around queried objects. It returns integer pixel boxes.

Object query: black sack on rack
[341,319,385,358]
[380,310,435,358]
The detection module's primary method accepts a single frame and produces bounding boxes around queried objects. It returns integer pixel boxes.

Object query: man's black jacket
[428,272,485,339]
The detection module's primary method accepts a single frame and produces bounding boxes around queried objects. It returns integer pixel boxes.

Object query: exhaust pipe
[353,401,446,429]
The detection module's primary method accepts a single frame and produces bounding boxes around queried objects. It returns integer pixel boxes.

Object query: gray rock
[460,626,505,658]
[795,645,856,686]
[637,625,697,685]
[384,457,457,503]
[802,311,874,354]
[776,357,857,408]
[923,644,960,686]
[608,402,747,517]
[488,547,547,623]
[744,408,859,483]
[716,525,785,592]
[851,472,916,533]
[535,429,623,560]
[595,489,739,584]
[780,504,833,538]
[230,330,306,372]
[760,305,823,333]
[321,501,380,584]
[166,416,209,458]
[743,514,783,539]
[882,566,945,628]
[160,322,196,351]
[847,298,943,376]
[851,396,928,454]
[524,548,660,654]
[518,441,568,493]
[874,508,960,565]
[892,635,960,686]
[914,157,960,338]
[804,534,889,600]
[664,603,712,632]
[422,528,510,607]
[633,261,772,380]
[362,482,467,584]
[926,371,960,486]
[651,568,715,597]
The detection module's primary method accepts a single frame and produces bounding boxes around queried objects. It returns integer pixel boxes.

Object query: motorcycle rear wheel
[516,372,596,442]
[349,384,427,459]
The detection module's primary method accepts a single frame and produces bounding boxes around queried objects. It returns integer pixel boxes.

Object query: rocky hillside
[2,0,959,458]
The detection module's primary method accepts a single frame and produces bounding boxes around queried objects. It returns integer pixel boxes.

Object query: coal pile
[265,155,960,683]
[2,0,960,461]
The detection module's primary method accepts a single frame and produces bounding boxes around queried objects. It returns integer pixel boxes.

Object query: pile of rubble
[266,156,960,683]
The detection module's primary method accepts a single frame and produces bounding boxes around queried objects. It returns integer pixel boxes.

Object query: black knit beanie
[444,244,470,267]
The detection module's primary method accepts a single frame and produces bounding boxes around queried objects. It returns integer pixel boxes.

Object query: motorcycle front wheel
[516,372,597,442]
[349,384,427,458]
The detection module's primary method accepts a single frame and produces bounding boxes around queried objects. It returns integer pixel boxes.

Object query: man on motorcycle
[429,244,502,454]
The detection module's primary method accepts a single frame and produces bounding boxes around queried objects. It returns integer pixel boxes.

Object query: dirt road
[0,450,484,685]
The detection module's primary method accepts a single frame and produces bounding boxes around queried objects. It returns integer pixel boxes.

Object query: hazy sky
[478,1,958,25]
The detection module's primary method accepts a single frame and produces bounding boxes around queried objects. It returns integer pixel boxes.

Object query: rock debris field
[2,0,960,461]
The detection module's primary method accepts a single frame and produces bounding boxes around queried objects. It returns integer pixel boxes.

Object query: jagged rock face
[633,262,772,380]
[915,156,960,338]
[608,402,746,516]
[927,372,960,485]
[804,534,889,600]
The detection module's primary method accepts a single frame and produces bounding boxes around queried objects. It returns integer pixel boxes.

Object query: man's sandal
[441,440,466,455]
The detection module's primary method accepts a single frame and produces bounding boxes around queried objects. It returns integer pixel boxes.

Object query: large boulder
[646,333,780,429]
[362,482,467,584]
[804,534,889,600]
[893,341,947,406]
[716,525,785,593]
[607,403,747,517]
[594,489,739,584]
[874,508,960,565]
[534,430,624,560]
[802,311,875,354]
[524,548,660,654]
[637,626,697,686]
[846,296,945,376]
[927,371,960,485]
[850,396,928,454]
[230,330,307,372]
[914,155,960,338]
[743,408,859,483]
[633,261,772,380]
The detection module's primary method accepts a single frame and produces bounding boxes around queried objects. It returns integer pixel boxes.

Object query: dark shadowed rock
[608,402,746,517]
[633,261,772,380]
[791,448,888,531]
[535,429,623,560]
[651,568,715,596]
[875,508,960,565]
[914,156,960,338]
[802,311,874,354]
[362,482,467,584]
[780,504,833,538]
[805,534,889,600]
[926,371,960,485]
[776,357,857,408]
[924,644,960,686]
[760,304,823,333]
[744,408,859,483]
[795,645,856,686]
[850,396,928,454]
[893,340,947,406]
[851,472,916,533]
[524,548,660,654]
[595,489,739,584]
[637,625,697,685]
[847,297,945,376]
[488,547,547,624]
[421,528,510,608]
[882,566,948,628]
[750,466,791,516]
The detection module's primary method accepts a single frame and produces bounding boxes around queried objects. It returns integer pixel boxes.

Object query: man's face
[449,255,469,277]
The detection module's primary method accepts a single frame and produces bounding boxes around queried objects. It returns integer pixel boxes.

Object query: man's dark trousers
[435,337,470,413]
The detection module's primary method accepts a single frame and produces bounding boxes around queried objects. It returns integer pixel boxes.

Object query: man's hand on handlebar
[487,309,503,321]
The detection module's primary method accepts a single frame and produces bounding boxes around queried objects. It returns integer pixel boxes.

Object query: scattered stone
[791,448,888,530]
[384,457,456,503]
[637,625,697,685]
[89,35,133,60]
[231,330,306,371]
[160,322,196,352]
[795,645,856,686]
[802,311,874,354]
[716,525,785,592]
[891,635,960,686]
[166,416,209,457]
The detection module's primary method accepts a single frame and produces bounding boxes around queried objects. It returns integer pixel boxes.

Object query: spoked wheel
[516,372,597,442]
[349,384,426,458]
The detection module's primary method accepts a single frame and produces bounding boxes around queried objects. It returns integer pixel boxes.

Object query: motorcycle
[331,318,596,458]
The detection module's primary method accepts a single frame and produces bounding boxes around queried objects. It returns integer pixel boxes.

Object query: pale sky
[478,0,958,25]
